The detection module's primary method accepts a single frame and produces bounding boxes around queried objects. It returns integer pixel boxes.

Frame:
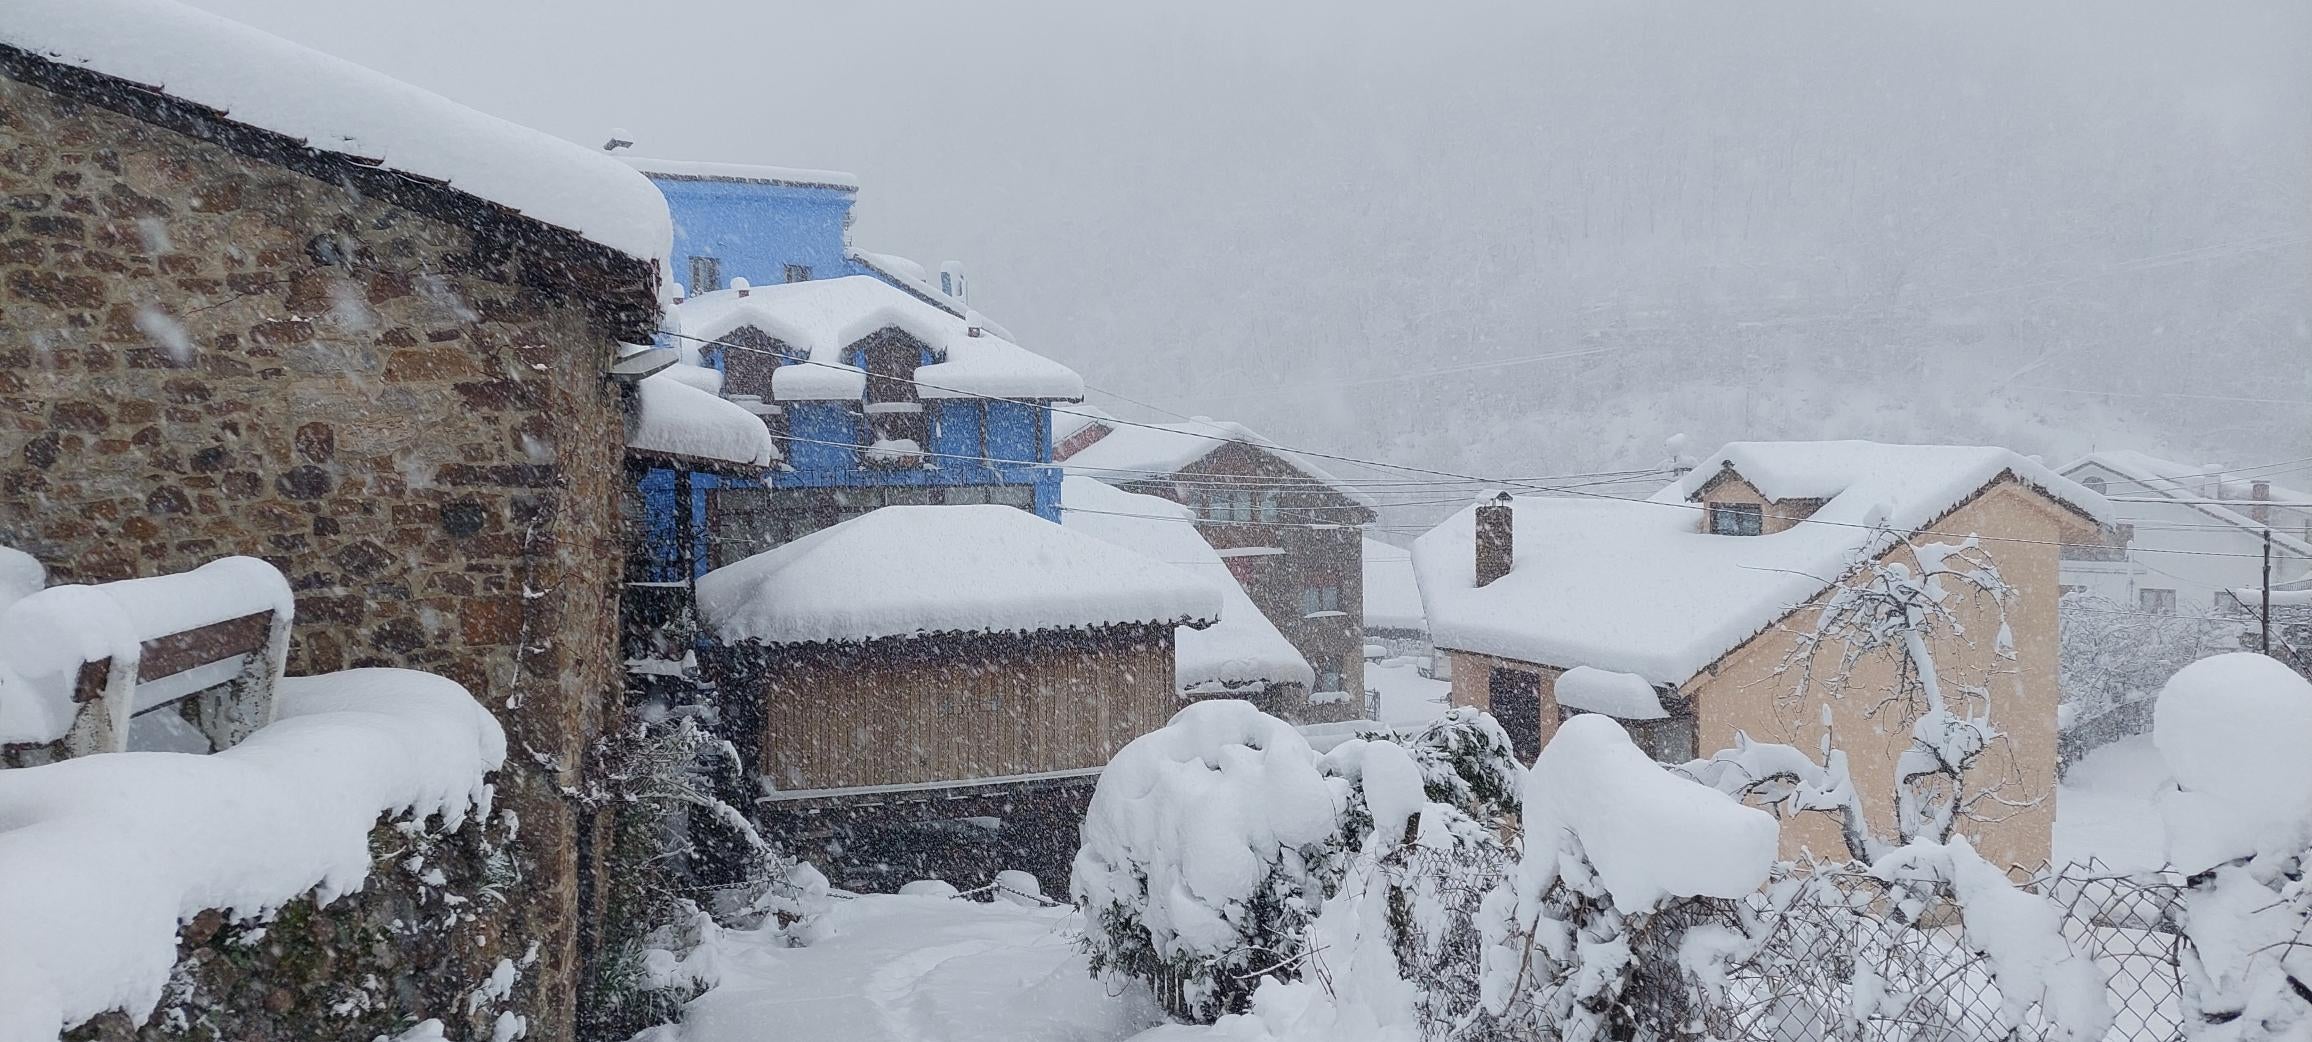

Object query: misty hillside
[195,0,2312,519]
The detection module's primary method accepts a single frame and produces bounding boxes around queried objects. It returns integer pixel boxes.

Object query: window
[784,263,811,283]
[1488,668,1542,762]
[1257,491,1282,522]
[687,256,722,296]
[2081,475,2107,495]
[1708,502,1764,536]
[2139,588,2178,614]
[2059,584,2088,597]
[1203,490,1255,522]
[1299,585,1343,616]
[1315,659,1345,693]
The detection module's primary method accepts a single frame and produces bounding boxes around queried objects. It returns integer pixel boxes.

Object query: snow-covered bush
[1072,700,1344,1021]
[1485,713,1780,1040]
[2151,653,2312,1042]
[2060,592,2238,724]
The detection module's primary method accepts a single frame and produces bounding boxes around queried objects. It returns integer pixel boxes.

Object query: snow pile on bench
[670,277,1081,402]
[0,556,292,746]
[1524,714,1776,913]
[628,366,779,468]
[1415,441,2109,684]
[0,668,505,1041]
[2153,652,2312,872]
[698,505,1219,646]
[0,0,671,262]
[1062,477,1313,695]
[1553,666,1667,720]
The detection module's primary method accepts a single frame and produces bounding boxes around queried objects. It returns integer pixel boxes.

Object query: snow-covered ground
[646,894,1163,1042]
[1367,657,1451,727]
[2053,735,2172,873]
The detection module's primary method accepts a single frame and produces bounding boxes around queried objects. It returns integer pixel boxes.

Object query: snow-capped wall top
[1416,441,2110,684]
[0,0,673,263]
[1062,477,1313,694]
[697,505,1220,646]
[0,668,504,1039]
[619,156,860,190]
[1360,538,1425,634]
[670,276,1081,403]
[626,367,779,468]
[1059,417,1382,511]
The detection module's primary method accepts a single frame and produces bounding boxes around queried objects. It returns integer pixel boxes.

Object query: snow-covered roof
[697,505,1220,646]
[670,276,1082,403]
[0,0,671,263]
[848,250,1020,342]
[1361,538,1425,633]
[1416,441,2112,685]
[1051,404,1115,444]
[627,366,779,469]
[1059,417,1382,511]
[2062,450,2312,558]
[619,155,860,191]
[1061,477,1313,695]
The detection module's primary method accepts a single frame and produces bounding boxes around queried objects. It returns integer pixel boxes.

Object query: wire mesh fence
[1152,853,2193,1041]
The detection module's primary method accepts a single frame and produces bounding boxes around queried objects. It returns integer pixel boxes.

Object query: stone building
[1056,411,1378,723]
[1414,442,2111,871]
[0,3,668,1038]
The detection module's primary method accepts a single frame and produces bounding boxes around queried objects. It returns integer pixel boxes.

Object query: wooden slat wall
[755,627,1177,792]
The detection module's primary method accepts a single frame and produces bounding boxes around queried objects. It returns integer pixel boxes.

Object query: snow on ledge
[1555,666,1668,720]
[0,0,673,262]
[0,668,507,1040]
[628,368,779,468]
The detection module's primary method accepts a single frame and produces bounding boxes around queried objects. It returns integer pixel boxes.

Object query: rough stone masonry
[0,54,658,1042]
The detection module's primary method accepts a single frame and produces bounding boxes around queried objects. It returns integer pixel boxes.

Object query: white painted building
[2056,451,2312,614]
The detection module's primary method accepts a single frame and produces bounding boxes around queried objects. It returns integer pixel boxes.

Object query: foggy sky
[185,0,2312,508]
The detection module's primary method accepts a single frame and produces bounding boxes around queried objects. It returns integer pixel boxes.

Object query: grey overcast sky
[186,0,2312,494]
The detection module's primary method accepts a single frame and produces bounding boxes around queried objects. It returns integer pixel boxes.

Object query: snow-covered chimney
[731,276,751,298]
[2200,463,2225,498]
[1474,492,1514,587]
[2251,480,2272,524]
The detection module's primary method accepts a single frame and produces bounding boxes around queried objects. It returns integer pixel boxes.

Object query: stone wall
[0,68,649,1040]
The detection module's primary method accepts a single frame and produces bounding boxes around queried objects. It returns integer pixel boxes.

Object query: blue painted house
[616,157,1081,582]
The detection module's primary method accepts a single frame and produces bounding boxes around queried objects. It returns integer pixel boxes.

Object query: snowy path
[660,894,1163,1042]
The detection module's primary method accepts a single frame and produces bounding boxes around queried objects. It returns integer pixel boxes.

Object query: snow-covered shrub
[1072,700,1344,1021]
[2151,653,2312,1042]
[581,713,829,1041]
[1487,714,1779,1041]
[2060,592,2238,724]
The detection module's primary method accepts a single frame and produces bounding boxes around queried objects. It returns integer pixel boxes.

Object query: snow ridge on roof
[848,250,1021,342]
[627,366,779,468]
[698,505,1220,646]
[620,155,860,190]
[0,0,673,263]
[671,276,1081,403]
[1059,417,1382,511]
[1062,477,1314,694]
[1417,441,2111,684]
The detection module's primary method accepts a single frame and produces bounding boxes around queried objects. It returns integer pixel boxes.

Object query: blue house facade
[620,158,1078,582]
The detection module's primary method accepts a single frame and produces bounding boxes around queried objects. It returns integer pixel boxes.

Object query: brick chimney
[1475,492,1514,586]
[2252,480,2272,524]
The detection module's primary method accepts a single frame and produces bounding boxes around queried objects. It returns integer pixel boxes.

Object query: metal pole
[2263,527,2273,655]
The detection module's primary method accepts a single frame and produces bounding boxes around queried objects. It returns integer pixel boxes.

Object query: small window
[784,263,811,283]
[1257,491,1282,522]
[2139,588,2178,614]
[1299,585,1343,615]
[688,256,723,296]
[1709,502,1764,536]
[1315,660,1345,693]
[2081,475,2107,495]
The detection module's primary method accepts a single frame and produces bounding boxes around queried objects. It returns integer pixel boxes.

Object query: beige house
[1413,442,2110,871]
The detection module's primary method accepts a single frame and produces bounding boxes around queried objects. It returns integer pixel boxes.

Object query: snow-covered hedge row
[0,668,506,1041]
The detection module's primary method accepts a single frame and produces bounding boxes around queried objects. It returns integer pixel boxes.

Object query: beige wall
[1447,477,2084,873]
